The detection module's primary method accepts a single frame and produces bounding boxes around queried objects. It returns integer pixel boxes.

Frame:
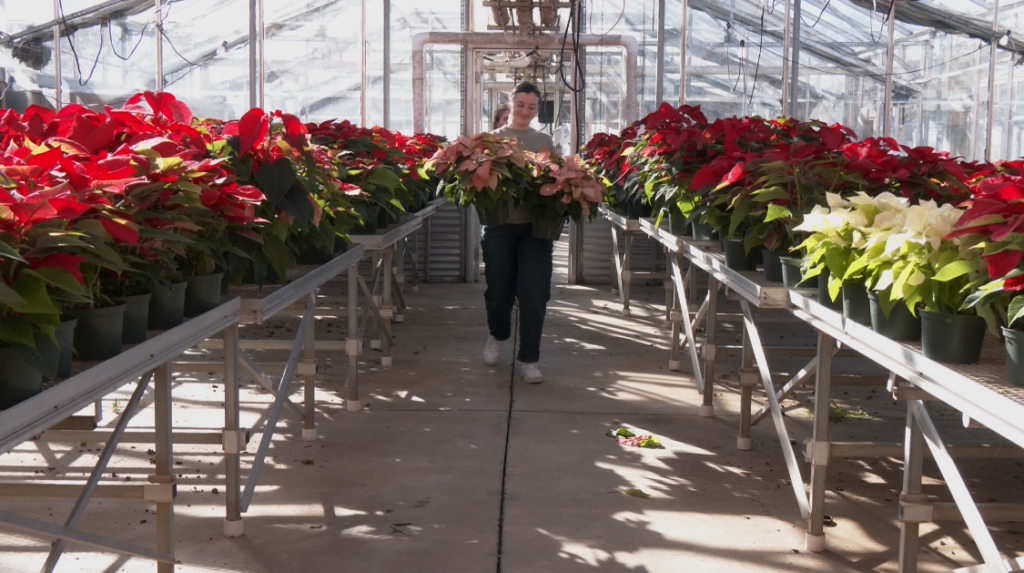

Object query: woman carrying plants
[482,82,555,384]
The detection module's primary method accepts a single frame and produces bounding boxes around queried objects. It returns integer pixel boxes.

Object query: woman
[493,104,510,130]
[482,82,554,384]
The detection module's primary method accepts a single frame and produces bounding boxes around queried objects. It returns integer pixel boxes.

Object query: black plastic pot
[817,269,843,310]
[762,249,785,282]
[354,205,381,234]
[668,210,691,236]
[691,221,718,241]
[0,346,43,409]
[71,303,127,361]
[376,205,391,230]
[117,292,152,344]
[723,239,758,271]
[149,281,188,330]
[54,317,77,379]
[842,281,872,325]
[185,272,225,317]
[532,217,567,241]
[867,292,921,341]
[476,202,509,226]
[1003,327,1024,386]
[921,310,986,364]
[781,257,817,289]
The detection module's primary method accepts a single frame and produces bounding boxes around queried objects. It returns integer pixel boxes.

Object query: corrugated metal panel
[578,213,666,285]
[402,202,464,282]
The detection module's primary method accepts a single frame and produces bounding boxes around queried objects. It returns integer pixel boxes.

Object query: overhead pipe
[491,2,512,27]
[411,31,639,134]
[516,3,534,33]
[539,0,558,27]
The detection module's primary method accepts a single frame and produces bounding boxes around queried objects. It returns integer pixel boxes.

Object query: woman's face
[510,92,540,129]
[495,109,510,129]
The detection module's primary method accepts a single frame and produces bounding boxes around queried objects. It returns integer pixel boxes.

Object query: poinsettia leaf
[1008,296,1024,328]
[751,187,790,202]
[0,241,25,263]
[31,267,89,297]
[255,158,298,207]
[0,281,27,307]
[0,317,35,346]
[934,259,975,282]
[264,234,289,283]
[764,204,792,223]
[368,167,402,191]
[9,274,59,316]
[238,108,270,156]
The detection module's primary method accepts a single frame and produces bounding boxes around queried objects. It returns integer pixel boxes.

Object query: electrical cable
[588,0,625,38]
[493,303,520,573]
[107,19,148,61]
[57,0,103,87]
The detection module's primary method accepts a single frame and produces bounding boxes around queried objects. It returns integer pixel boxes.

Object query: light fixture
[1000,30,1011,47]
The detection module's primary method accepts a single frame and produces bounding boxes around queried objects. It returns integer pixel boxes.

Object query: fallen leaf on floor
[607,427,635,438]
[624,488,651,499]
[618,435,663,449]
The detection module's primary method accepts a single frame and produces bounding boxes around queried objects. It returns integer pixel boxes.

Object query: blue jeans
[482,224,554,363]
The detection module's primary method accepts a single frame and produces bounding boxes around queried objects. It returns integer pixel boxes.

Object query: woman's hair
[512,81,542,99]
[493,104,509,130]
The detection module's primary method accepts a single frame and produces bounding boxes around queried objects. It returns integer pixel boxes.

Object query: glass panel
[683,0,786,121]
[996,3,1024,161]
[893,0,994,160]
[161,0,251,120]
[56,0,157,111]
[391,0,462,136]
[793,0,886,138]
[263,0,361,125]
[0,1,58,112]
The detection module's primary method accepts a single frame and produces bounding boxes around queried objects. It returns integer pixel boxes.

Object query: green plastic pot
[867,292,921,341]
[921,310,986,364]
[1003,327,1024,386]
[842,282,872,325]
[149,281,188,330]
[781,257,817,289]
[817,269,843,311]
[476,202,510,226]
[54,317,78,379]
[354,205,380,234]
[71,303,127,361]
[761,249,785,282]
[532,217,566,241]
[117,292,152,344]
[0,346,44,409]
[185,272,225,317]
[723,239,758,271]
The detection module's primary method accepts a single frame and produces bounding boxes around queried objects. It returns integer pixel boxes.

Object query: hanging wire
[107,19,149,61]
[58,0,103,87]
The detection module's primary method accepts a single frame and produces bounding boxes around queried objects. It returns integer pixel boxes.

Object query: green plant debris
[624,488,651,499]
[806,399,874,422]
[607,427,635,438]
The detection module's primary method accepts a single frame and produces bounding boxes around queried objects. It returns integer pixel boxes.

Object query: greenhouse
[3,0,1024,571]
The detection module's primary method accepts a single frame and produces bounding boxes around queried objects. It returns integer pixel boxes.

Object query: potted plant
[428,133,530,226]
[521,151,605,241]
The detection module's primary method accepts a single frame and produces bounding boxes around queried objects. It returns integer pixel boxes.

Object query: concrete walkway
[1,245,1021,572]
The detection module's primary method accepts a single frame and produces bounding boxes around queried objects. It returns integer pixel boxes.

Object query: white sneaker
[483,336,501,366]
[519,362,544,384]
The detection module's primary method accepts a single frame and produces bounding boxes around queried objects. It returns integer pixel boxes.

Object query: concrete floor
[2,243,1024,572]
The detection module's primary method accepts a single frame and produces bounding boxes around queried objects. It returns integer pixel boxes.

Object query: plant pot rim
[115,292,153,302]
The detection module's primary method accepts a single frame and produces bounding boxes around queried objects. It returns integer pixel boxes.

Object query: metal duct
[516,3,534,33]
[491,2,512,28]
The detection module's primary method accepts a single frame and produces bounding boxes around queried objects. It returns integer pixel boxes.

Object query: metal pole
[680,0,688,105]
[806,332,834,553]
[789,0,803,119]
[153,361,174,573]
[54,0,62,107]
[360,0,367,127]
[383,0,391,128]
[883,0,896,138]
[1005,58,1016,159]
[223,324,242,536]
[248,0,257,108]
[258,0,264,109]
[347,266,361,411]
[655,0,665,105]
[986,0,1000,162]
[781,0,792,116]
[153,0,161,91]
[898,401,926,572]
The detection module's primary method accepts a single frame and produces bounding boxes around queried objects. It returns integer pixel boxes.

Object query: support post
[883,0,896,138]
[302,293,318,441]
[701,277,720,417]
[986,0,1001,161]
[680,0,688,105]
[249,0,257,108]
[223,324,243,537]
[781,0,792,116]
[383,0,391,128]
[154,0,162,91]
[347,266,362,412]
[381,250,394,367]
[806,332,835,552]
[898,401,926,573]
[153,361,174,573]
